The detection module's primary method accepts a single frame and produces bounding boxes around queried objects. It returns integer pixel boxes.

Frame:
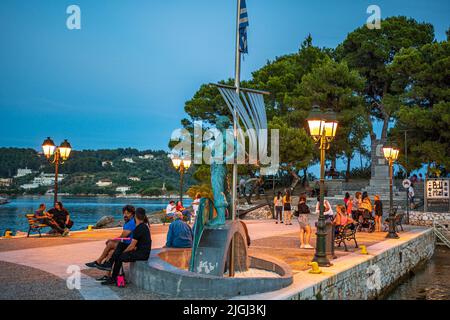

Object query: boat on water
[0,197,9,205]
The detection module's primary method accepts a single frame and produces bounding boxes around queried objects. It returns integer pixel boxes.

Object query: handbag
[116,266,126,287]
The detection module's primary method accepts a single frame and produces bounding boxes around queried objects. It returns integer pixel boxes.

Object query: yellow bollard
[4,231,13,238]
[87,225,94,231]
[309,262,322,274]
[360,245,369,255]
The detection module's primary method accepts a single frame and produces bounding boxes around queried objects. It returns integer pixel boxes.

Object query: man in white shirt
[315,196,334,220]
[165,201,176,216]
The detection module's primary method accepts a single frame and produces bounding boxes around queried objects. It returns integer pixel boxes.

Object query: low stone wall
[409,211,450,226]
[242,205,273,220]
[292,229,435,300]
[234,228,435,300]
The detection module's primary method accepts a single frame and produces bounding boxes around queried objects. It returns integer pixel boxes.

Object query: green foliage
[389,40,450,171]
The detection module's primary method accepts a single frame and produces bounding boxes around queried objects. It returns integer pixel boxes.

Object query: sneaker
[275,221,278,224]
[300,244,305,249]
[95,275,110,282]
[304,244,314,249]
[96,261,113,271]
[101,278,116,286]
[62,228,70,237]
[85,261,100,268]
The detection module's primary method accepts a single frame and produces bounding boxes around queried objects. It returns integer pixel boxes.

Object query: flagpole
[229,0,242,278]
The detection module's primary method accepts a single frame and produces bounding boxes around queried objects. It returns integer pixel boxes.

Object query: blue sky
[0,0,449,158]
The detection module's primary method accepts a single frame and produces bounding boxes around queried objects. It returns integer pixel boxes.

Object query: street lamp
[306,106,338,267]
[383,144,400,239]
[42,137,72,203]
[171,155,191,203]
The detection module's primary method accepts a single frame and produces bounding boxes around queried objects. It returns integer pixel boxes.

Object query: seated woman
[333,205,355,235]
[48,202,73,236]
[102,208,152,286]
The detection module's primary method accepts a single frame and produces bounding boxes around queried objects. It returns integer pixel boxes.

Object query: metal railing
[433,220,450,248]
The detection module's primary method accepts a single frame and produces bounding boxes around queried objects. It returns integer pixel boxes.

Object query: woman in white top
[315,196,334,220]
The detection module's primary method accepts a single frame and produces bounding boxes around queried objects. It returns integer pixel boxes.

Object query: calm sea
[0,196,191,235]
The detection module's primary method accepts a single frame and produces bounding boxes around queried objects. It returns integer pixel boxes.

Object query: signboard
[402,179,411,189]
[426,179,449,199]
[425,179,450,212]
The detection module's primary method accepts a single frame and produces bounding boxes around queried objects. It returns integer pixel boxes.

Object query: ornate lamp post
[41,137,72,204]
[306,106,338,267]
[383,144,400,239]
[171,155,191,203]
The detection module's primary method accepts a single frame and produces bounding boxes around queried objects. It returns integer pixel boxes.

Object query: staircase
[433,220,450,248]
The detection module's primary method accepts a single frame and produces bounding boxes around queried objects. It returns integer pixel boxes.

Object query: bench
[335,223,358,251]
[25,214,48,237]
[383,211,405,232]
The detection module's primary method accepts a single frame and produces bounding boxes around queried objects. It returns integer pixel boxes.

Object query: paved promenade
[0,219,425,300]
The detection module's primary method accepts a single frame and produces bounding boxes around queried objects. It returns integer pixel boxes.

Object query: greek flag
[239,0,249,54]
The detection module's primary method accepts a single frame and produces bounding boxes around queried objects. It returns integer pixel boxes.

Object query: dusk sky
[1,0,449,153]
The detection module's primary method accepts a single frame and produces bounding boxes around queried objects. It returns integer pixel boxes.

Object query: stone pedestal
[363,140,399,196]
[191,220,249,277]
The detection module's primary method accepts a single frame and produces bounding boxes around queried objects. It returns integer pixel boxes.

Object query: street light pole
[179,163,185,203]
[313,131,332,266]
[53,151,60,204]
[307,106,338,267]
[42,137,72,205]
[383,145,400,239]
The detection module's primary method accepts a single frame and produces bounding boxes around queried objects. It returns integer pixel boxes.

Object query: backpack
[116,266,126,287]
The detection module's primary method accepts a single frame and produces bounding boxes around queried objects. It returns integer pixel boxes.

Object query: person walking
[297,195,313,249]
[352,191,362,221]
[283,190,293,225]
[273,192,284,224]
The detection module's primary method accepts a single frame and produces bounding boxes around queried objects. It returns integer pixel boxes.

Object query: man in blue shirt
[165,212,193,248]
[85,205,136,281]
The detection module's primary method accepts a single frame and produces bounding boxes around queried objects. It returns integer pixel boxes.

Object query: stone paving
[0,219,422,300]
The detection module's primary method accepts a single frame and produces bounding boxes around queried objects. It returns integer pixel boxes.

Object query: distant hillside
[0,148,194,196]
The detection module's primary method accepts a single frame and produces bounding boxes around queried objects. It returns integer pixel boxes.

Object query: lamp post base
[312,255,333,267]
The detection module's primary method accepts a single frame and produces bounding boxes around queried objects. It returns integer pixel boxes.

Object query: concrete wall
[409,211,450,226]
[234,228,435,300]
[290,229,435,300]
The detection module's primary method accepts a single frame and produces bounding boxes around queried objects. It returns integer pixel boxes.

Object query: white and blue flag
[239,0,249,54]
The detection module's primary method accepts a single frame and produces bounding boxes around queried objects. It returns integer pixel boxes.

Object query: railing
[433,220,450,248]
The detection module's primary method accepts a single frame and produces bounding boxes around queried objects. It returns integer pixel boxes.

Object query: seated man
[165,212,193,248]
[165,200,176,217]
[101,208,151,286]
[47,202,71,236]
[85,205,136,281]
[34,203,66,235]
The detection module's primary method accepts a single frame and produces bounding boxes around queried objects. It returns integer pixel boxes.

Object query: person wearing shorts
[297,195,313,249]
[274,192,284,224]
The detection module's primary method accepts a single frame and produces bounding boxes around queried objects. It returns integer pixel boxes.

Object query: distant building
[138,154,154,160]
[116,186,131,194]
[14,168,32,178]
[20,183,39,190]
[128,176,141,182]
[96,179,113,187]
[102,161,114,167]
[121,158,135,164]
[0,178,12,187]
[33,173,64,186]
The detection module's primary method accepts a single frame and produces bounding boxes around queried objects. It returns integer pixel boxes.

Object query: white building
[0,178,12,187]
[15,168,32,178]
[116,186,131,194]
[121,158,135,164]
[128,177,141,182]
[20,183,39,189]
[33,173,64,186]
[102,161,113,167]
[96,179,113,187]
[138,154,154,160]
